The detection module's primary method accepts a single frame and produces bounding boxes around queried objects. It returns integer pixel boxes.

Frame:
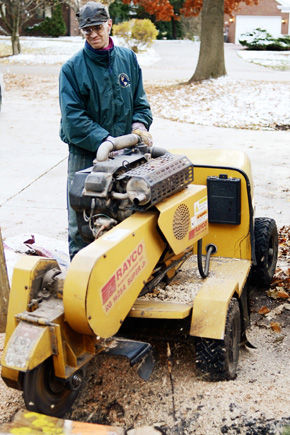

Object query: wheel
[23,358,83,417]
[195,299,241,381]
[251,217,278,287]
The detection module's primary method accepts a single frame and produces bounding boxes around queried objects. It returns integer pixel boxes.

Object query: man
[59,1,153,260]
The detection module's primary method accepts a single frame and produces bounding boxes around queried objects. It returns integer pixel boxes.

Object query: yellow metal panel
[129,257,251,322]
[156,185,208,255]
[209,258,252,296]
[51,323,67,378]
[4,257,59,346]
[171,148,254,193]
[64,211,165,338]
[195,165,251,260]
[1,366,20,389]
[2,321,52,371]
[129,300,192,319]
[52,321,96,379]
[2,256,57,386]
[190,278,239,340]
[171,149,253,260]
[63,249,98,336]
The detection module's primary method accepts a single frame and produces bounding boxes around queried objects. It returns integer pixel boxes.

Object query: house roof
[276,0,290,12]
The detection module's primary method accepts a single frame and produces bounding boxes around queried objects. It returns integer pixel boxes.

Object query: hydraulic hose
[197,240,217,279]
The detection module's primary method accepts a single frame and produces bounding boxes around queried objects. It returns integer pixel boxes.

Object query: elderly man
[59,2,153,260]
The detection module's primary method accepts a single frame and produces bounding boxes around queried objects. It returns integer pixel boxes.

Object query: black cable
[197,239,217,278]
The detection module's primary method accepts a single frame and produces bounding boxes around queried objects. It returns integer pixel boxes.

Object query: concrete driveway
[0,41,289,250]
[142,40,290,82]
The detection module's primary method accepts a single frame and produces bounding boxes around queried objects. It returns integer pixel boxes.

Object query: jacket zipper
[108,51,113,74]
[108,50,117,125]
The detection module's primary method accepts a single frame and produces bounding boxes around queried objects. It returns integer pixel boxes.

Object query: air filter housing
[121,153,194,210]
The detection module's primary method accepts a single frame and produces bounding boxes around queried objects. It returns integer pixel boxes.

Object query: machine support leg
[0,227,10,332]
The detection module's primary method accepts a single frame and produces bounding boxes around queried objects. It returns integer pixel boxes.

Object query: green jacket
[59,41,152,155]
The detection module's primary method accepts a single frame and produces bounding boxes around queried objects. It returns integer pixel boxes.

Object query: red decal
[102,241,147,313]
[102,275,116,305]
[195,221,208,235]
[188,228,195,240]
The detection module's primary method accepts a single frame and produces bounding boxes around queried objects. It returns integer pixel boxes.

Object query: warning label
[101,241,148,314]
[189,196,208,240]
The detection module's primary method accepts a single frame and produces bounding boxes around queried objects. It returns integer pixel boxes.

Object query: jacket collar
[85,37,114,54]
[84,38,115,65]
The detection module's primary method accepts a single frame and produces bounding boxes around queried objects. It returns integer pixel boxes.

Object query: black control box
[207,174,241,225]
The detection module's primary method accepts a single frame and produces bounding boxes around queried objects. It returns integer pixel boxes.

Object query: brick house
[224,0,290,44]
[62,4,81,36]
[0,2,80,37]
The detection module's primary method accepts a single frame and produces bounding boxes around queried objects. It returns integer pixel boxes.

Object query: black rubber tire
[195,299,241,381]
[251,217,278,288]
[23,358,81,417]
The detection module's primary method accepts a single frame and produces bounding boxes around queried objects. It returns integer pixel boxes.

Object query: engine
[69,145,194,243]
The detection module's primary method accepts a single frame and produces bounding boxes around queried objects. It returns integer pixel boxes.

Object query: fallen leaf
[266,288,289,299]
[270,322,282,333]
[277,289,289,298]
[259,306,271,315]
[265,304,284,319]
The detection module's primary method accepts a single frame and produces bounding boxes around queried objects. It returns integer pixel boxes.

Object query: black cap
[76,2,110,29]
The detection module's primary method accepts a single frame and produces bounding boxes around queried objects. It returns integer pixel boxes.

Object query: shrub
[180,15,201,41]
[113,19,158,52]
[27,2,67,37]
[239,28,290,51]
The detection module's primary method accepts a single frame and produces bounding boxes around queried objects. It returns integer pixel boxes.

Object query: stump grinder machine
[1,134,278,417]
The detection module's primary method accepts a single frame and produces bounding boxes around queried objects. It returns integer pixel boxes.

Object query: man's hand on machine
[131,122,153,147]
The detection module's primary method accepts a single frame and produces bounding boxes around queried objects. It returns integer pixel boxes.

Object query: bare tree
[0,0,55,54]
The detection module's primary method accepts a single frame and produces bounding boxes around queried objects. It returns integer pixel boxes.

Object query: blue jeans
[67,152,95,260]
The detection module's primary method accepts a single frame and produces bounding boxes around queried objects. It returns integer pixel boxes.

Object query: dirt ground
[1,73,290,434]
[1,226,290,434]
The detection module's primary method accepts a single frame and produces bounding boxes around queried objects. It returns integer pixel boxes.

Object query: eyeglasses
[81,23,106,35]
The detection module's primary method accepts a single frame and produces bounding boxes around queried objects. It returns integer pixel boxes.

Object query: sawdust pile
[138,256,204,305]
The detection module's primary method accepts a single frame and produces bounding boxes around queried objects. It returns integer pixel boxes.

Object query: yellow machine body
[63,184,207,338]
[177,148,254,261]
[129,149,253,337]
[1,257,95,388]
[63,211,165,338]
[156,184,208,255]
[2,148,254,388]
[2,257,59,388]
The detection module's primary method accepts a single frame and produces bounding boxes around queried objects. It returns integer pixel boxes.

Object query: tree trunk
[189,0,226,82]
[11,32,21,55]
[171,17,176,40]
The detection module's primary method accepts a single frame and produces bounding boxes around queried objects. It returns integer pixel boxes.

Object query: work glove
[131,122,153,147]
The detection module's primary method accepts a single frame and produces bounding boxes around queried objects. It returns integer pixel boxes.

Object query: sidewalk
[0,41,289,254]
